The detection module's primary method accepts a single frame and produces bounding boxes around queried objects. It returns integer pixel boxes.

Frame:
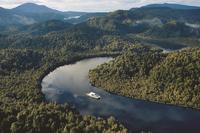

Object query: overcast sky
[0,0,200,12]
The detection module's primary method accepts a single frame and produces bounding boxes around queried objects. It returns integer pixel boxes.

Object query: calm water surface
[42,57,200,133]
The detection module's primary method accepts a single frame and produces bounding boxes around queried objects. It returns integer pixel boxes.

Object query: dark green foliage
[129,8,200,23]
[0,49,44,74]
[87,8,200,34]
[1,5,200,132]
[21,20,73,35]
[150,48,200,106]
[0,22,135,52]
[89,46,200,109]
[1,6,200,51]
[86,17,131,33]
[148,21,200,37]
[1,3,200,50]
[0,103,127,133]
[0,48,128,133]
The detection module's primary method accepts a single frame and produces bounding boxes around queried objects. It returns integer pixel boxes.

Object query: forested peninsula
[89,45,200,109]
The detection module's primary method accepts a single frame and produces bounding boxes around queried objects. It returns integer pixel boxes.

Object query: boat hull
[86,93,101,99]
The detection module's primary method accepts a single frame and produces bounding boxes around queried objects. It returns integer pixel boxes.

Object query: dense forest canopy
[1,2,200,133]
[89,45,200,109]
[1,4,200,50]
[0,47,130,133]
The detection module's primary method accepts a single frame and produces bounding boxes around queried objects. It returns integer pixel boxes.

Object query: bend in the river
[42,57,200,133]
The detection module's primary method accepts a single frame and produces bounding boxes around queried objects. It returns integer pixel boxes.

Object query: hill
[0,17,199,51]
[84,7,200,49]
[89,45,200,109]
[0,48,128,133]
[88,8,200,33]
[12,3,60,13]
[67,12,107,24]
[147,21,200,37]
[0,3,88,29]
[1,3,200,132]
[0,3,108,32]
[142,3,200,10]
[20,20,73,35]
[1,3,200,50]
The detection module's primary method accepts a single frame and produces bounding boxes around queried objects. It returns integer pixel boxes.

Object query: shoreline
[37,52,119,102]
[89,82,200,112]
[38,53,200,111]
[39,54,200,132]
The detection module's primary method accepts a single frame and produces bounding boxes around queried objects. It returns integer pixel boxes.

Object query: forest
[0,47,130,133]
[0,14,138,132]
[1,3,200,132]
[89,45,200,109]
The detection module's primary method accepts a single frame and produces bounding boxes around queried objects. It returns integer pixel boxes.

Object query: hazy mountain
[20,20,73,35]
[86,7,200,34]
[67,12,107,24]
[12,3,60,13]
[143,3,200,10]
[0,3,84,27]
[147,21,200,37]
[1,2,200,50]
[0,3,107,29]
[12,3,87,17]
[0,9,37,30]
[0,7,6,11]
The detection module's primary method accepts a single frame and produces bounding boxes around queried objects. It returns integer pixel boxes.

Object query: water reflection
[42,57,200,133]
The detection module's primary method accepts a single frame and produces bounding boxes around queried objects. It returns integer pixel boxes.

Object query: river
[42,57,200,133]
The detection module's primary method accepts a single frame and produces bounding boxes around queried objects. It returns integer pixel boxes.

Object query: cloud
[0,0,200,12]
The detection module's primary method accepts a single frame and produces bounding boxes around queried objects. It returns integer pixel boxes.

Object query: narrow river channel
[42,57,200,133]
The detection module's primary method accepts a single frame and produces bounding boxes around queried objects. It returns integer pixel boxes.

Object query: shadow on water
[42,57,200,133]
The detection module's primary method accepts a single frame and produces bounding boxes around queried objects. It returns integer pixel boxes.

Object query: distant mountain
[147,21,200,37]
[81,7,200,49]
[12,3,87,16]
[87,7,200,33]
[67,12,107,24]
[0,3,108,29]
[63,11,87,17]
[1,2,200,50]
[0,7,6,11]
[12,3,60,13]
[0,7,37,29]
[143,3,200,10]
[11,3,88,20]
[20,20,73,35]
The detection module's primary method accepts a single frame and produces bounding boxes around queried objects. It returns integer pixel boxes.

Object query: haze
[1,0,200,12]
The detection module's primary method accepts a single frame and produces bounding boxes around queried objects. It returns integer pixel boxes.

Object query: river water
[42,57,200,133]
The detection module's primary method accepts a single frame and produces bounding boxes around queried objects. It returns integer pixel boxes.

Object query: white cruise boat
[86,92,101,99]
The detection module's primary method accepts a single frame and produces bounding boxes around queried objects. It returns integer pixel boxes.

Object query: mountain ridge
[142,3,200,10]
[0,3,108,28]
[12,3,60,13]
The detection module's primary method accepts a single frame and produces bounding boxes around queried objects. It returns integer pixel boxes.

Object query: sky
[0,0,200,12]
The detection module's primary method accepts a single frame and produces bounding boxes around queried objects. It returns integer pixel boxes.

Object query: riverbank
[41,56,200,133]
[0,50,129,133]
[37,52,120,102]
[89,81,200,111]
[88,46,200,111]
